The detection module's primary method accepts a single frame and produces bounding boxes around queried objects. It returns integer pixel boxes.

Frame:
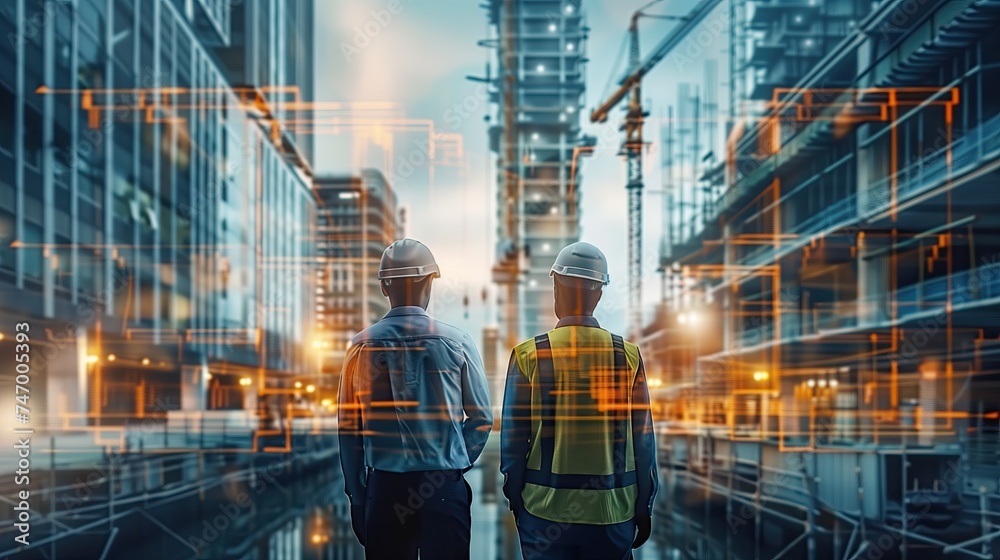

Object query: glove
[350,503,367,547]
[632,515,652,549]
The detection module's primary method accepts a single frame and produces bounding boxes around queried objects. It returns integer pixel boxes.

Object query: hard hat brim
[549,265,609,284]
[377,264,442,279]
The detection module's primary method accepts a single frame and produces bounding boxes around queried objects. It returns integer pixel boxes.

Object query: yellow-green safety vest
[512,326,641,525]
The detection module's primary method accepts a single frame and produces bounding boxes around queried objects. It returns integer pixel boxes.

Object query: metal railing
[864,111,1000,217]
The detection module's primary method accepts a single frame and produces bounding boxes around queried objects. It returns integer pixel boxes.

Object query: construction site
[0,0,998,558]
[484,0,1000,557]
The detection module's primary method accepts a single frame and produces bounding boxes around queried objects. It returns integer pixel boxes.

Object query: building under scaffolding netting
[637,0,1000,557]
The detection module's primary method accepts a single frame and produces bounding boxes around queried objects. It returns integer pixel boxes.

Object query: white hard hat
[378,238,441,280]
[549,242,610,285]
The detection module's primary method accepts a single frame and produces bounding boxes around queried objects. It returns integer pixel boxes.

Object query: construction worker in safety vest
[338,238,494,560]
[500,241,659,560]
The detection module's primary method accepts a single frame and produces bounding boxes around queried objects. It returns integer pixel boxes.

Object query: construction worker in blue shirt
[500,241,659,560]
[338,238,494,560]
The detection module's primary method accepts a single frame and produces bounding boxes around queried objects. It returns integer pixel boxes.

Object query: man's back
[511,325,641,479]
[342,305,492,473]
[500,241,658,560]
[338,238,492,559]
[505,319,652,525]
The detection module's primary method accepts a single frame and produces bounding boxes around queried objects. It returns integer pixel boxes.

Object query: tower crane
[590,0,722,337]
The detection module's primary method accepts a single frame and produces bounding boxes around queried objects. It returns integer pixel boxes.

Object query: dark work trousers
[515,508,635,560]
[364,469,472,560]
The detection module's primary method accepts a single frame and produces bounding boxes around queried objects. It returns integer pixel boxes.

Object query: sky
[313,0,731,341]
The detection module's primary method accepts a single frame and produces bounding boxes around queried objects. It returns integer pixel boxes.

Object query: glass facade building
[644,0,1000,553]
[0,0,315,424]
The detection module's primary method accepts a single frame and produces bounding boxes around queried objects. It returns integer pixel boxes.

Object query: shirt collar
[555,315,601,329]
[383,306,429,319]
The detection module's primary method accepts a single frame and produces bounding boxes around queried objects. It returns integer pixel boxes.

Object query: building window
[0,207,13,273]
[23,223,43,280]
[0,87,13,155]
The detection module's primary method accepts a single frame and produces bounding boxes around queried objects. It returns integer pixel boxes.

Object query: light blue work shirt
[338,306,494,504]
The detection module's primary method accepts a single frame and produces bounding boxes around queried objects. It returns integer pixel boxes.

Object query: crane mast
[622,18,647,338]
[590,0,721,337]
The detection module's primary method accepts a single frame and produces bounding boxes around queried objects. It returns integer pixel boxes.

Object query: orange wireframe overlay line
[36,84,472,174]
[37,83,408,126]
[750,87,961,151]
[770,87,960,112]
[37,83,381,106]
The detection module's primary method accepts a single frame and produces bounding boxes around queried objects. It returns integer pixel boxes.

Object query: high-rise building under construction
[641,0,1000,555]
[482,0,594,344]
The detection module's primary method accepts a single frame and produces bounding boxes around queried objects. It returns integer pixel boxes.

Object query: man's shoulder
[612,335,643,371]
[619,337,641,355]
[596,329,639,352]
[513,334,543,355]
[351,322,382,343]
[427,318,475,347]
[352,318,466,342]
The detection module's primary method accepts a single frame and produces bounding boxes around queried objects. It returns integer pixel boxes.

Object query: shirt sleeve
[632,351,659,517]
[499,349,531,511]
[460,333,494,466]
[338,343,366,504]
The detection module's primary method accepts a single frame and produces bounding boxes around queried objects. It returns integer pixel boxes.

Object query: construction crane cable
[640,13,689,21]
[635,0,666,15]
